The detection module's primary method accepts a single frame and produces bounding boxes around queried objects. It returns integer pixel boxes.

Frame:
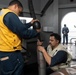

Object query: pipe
[37,50,46,75]
[41,0,54,17]
[28,0,46,75]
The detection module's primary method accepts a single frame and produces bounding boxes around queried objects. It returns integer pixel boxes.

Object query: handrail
[70,38,76,44]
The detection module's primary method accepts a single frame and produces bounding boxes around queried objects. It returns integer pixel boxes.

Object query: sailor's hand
[37,46,45,53]
[31,19,39,24]
[37,39,43,46]
[36,29,41,33]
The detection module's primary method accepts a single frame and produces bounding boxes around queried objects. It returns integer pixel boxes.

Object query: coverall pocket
[0,53,19,74]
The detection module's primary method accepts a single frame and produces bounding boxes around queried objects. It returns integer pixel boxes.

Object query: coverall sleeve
[50,51,67,67]
[3,12,38,39]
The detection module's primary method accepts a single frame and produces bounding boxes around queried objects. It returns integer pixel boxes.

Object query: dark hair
[64,24,66,26]
[50,33,61,43]
[9,0,23,8]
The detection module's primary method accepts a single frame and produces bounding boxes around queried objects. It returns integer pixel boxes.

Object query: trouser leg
[63,35,65,45]
[46,67,54,75]
[13,52,24,75]
[66,35,68,44]
[0,51,24,75]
